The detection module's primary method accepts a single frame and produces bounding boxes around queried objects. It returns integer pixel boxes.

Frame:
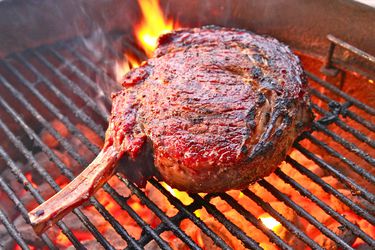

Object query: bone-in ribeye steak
[29,26,313,233]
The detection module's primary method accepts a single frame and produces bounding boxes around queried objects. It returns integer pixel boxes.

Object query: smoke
[69,3,127,117]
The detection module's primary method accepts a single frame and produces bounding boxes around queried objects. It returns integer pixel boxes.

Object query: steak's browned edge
[28,26,313,234]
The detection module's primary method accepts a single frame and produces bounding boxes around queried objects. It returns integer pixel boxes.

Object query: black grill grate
[0,33,374,249]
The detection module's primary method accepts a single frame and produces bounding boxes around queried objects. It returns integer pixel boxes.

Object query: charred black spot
[296,121,304,129]
[260,77,277,90]
[35,210,44,216]
[158,32,174,45]
[197,107,214,114]
[246,107,256,121]
[267,58,274,66]
[191,117,204,124]
[252,54,264,63]
[241,145,248,154]
[257,92,266,105]
[250,66,263,79]
[249,121,256,129]
[281,148,287,157]
[284,115,292,126]
[247,141,274,161]
[264,112,271,125]
[275,129,283,137]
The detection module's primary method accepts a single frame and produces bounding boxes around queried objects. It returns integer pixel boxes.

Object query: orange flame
[161,182,193,206]
[114,53,140,82]
[135,0,177,57]
[114,0,178,82]
[115,0,179,82]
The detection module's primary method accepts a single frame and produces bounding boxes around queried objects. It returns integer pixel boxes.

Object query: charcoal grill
[0,0,374,249]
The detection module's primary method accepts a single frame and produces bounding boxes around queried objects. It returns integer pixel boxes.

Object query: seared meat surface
[29,26,313,233]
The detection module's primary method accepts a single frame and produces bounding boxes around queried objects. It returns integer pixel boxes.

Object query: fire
[161,182,193,206]
[259,214,281,231]
[114,53,140,82]
[135,0,176,57]
[115,0,179,82]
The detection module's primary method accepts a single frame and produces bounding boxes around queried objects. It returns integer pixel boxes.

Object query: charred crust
[260,76,280,92]
[241,145,248,154]
[197,107,214,114]
[284,115,292,126]
[122,66,151,87]
[264,112,271,125]
[246,141,274,161]
[252,54,264,63]
[257,92,267,105]
[248,121,256,129]
[191,117,204,124]
[246,107,256,121]
[296,121,305,129]
[250,66,263,79]
[35,210,44,216]
[274,129,283,137]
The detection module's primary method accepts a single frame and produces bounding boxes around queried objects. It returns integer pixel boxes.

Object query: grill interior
[0,30,374,249]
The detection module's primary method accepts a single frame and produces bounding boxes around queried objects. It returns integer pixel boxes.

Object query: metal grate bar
[149,179,232,249]
[0,74,91,167]
[0,147,83,248]
[307,132,375,185]
[190,193,262,250]
[12,53,105,137]
[136,210,202,249]
[344,109,375,132]
[0,100,114,249]
[217,193,292,250]
[286,156,375,225]
[63,44,119,89]
[258,180,353,250]
[313,121,375,166]
[295,142,375,205]
[45,47,102,92]
[118,176,202,250]
[30,50,108,121]
[0,62,102,154]
[327,34,375,64]
[88,194,141,249]
[43,46,112,107]
[310,87,375,133]
[0,74,143,248]
[0,208,29,250]
[274,168,375,247]
[0,176,56,249]
[311,100,375,148]
[306,71,375,115]
[134,211,192,249]
[1,59,157,248]
[242,189,322,249]
[103,183,170,250]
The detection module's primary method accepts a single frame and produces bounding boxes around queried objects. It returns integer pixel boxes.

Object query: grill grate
[0,33,374,249]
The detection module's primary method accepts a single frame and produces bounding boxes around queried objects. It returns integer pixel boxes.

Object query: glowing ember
[135,0,177,57]
[161,182,193,206]
[259,214,281,231]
